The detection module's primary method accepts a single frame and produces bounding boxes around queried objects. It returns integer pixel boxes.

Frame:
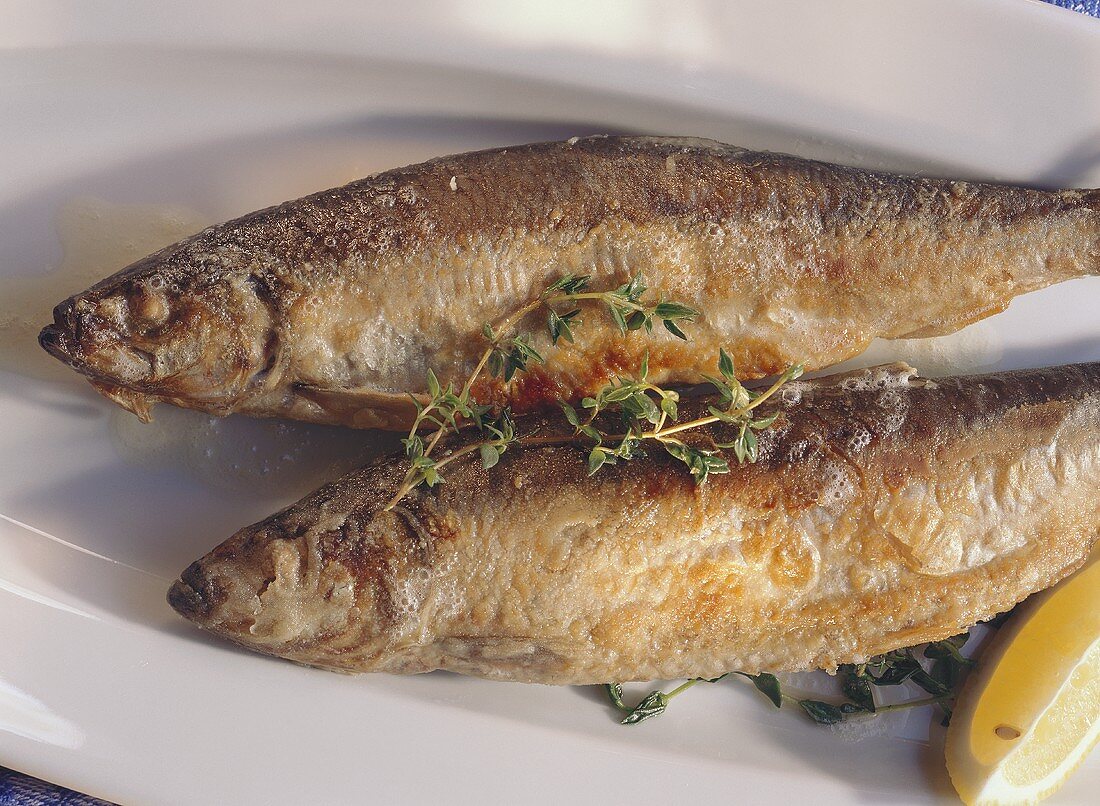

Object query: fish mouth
[40,297,159,389]
[39,296,85,362]
[40,321,156,387]
[38,323,74,363]
[167,562,224,624]
[41,293,81,350]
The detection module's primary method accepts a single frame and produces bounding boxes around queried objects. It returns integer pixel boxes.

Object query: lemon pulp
[946,550,1100,804]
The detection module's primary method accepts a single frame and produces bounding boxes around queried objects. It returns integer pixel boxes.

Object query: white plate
[1,2,1098,803]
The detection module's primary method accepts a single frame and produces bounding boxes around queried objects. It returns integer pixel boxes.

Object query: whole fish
[40,136,1099,429]
[168,363,1100,683]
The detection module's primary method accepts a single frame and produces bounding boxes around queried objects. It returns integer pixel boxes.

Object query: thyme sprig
[562,350,803,483]
[391,348,801,510]
[384,273,699,510]
[603,633,977,727]
[605,676,729,725]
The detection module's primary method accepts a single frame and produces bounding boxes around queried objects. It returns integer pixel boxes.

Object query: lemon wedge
[945,550,1100,804]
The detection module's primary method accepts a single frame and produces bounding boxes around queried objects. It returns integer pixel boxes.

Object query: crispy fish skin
[41,136,1099,428]
[168,363,1100,683]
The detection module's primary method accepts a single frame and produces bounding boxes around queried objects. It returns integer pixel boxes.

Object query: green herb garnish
[564,348,802,483]
[603,634,977,728]
[385,272,801,512]
[605,676,729,725]
[385,272,701,509]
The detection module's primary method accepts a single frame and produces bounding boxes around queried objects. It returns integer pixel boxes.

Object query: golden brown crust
[42,136,1100,427]
[168,363,1100,683]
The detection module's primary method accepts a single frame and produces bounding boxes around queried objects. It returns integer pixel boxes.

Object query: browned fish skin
[168,363,1100,683]
[39,136,1100,428]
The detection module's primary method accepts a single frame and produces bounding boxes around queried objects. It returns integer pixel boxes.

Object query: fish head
[167,503,433,672]
[39,264,279,418]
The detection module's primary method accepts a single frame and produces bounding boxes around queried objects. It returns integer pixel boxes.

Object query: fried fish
[168,363,1100,683]
[41,137,1099,428]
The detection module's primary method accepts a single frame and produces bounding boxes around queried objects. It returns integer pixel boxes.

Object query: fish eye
[130,285,170,329]
[94,295,127,324]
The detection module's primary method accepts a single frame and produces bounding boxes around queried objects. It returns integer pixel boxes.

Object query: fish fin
[295,384,427,430]
[805,362,920,387]
[428,635,573,681]
[891,302,1009,339]
[88,380,155,422]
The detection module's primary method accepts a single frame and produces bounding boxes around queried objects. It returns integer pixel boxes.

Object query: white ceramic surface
[0,1,1098,803]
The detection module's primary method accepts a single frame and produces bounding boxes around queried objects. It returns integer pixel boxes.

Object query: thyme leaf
[839,665,876,713]
[480,444,500,470]
[543,273,591,295]
[605,682,628,711]
[621,691,669,725]
[799,700,846,725]
[732,671,783,708]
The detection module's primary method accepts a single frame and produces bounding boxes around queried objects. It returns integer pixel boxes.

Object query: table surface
[2,0,1096,804]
